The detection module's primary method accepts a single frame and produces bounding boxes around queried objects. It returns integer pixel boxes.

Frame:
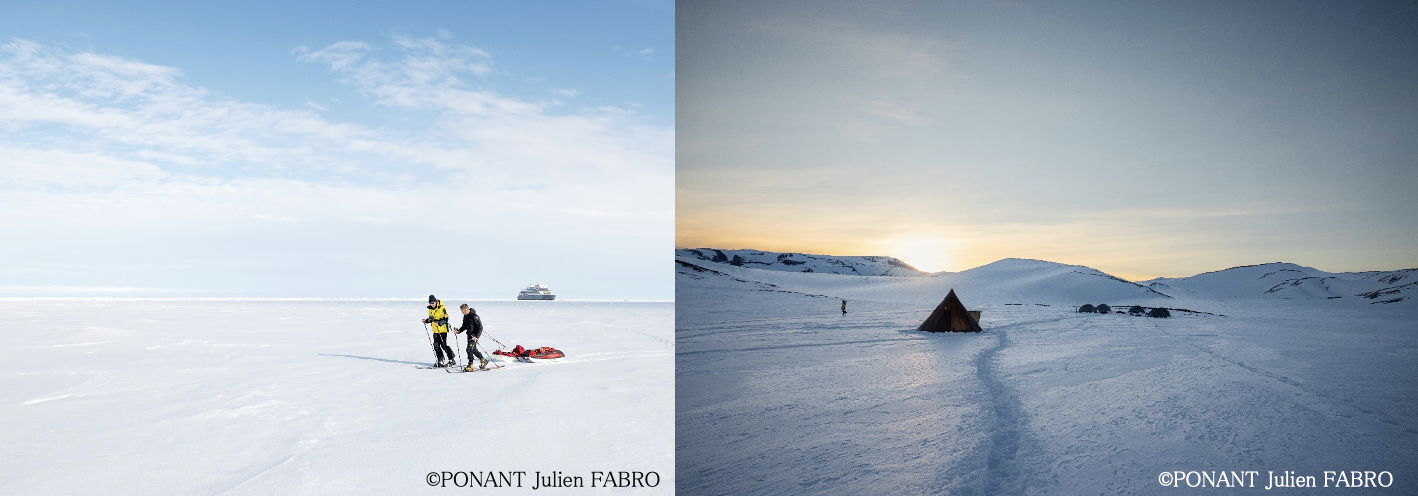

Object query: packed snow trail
[977,327,1022,495]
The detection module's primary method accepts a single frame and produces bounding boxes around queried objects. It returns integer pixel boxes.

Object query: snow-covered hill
[675,248,926,276]
[944,258,1171,304]
[680,249,1417,306]
[1144,262,1418,303]
[676,254,1171,308]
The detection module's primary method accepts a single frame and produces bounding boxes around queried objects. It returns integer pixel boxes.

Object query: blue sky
[677,1,1418,278]
[0,1,674,298]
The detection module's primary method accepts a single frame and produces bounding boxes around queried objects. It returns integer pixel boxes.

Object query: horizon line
[0,297,675,302]
[675,247,1418,279]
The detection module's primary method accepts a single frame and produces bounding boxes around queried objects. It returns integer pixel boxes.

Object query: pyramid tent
[917,289,982,333]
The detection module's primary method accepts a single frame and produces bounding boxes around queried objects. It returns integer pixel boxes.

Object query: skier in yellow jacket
[422,295,457,367]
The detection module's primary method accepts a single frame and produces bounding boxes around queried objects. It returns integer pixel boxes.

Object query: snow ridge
[1068,269,1172,298]
[676,248,926,276]
[1144,262,1418,302]
[681,249,1416,304]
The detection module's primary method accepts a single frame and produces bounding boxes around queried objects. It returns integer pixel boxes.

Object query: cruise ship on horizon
[517,283,556,300]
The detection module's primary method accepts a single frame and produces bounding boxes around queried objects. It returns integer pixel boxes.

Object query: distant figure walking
[841,299,847,315]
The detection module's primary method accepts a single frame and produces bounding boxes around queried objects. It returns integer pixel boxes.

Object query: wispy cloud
[612,45,658,59]
[1,39,377,177]
[1,35,670,208]
[296,35,672,192]
[863,100,932,125]
[0,36,672,296]
[755,17,949,80]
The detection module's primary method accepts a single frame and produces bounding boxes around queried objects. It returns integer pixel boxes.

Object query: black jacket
[456,311,483,338]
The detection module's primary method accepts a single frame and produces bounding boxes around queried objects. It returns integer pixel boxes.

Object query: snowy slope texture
[1144,263,1418,303]
[676,248,927,276]
[941,258,1171,304]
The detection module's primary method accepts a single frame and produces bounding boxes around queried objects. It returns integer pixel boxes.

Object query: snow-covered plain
[0,299,673,494]
[677,255,1418,494]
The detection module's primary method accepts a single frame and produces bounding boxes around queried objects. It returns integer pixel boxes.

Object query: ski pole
[476,339,503,369]
[422,322,438,364]
[453,329,463,368]
[482,332,508,351]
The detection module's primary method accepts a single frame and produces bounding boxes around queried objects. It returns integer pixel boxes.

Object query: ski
[447,366,494,373]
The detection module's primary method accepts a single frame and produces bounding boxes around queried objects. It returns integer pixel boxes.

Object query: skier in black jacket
[454,303,488,371]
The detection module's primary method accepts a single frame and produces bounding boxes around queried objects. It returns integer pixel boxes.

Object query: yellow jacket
[428,300,449,333]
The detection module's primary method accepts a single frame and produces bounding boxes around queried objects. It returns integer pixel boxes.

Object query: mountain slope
[677,254,1171,307]
[1144,263,1418,303]
[680,250,1418,306]
[676,248,926,277]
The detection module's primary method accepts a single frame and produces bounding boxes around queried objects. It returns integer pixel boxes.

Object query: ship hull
[517,294,556,300]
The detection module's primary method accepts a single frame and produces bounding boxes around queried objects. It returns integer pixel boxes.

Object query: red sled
[525,347,564,360]
[493,345,565,360]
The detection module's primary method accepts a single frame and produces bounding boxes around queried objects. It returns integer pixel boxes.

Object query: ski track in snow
[216,455,298,495]
[976,321,1042,495]
[1147,319,1418,437]
[951,315,1069,496]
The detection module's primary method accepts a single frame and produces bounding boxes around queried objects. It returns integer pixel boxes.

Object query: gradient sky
[677,1,1418,279]
[1,0,673,298]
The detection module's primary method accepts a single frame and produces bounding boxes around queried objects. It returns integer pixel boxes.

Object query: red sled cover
[492,345,563,359]
[526,347,564,359]
[492,345,524,357]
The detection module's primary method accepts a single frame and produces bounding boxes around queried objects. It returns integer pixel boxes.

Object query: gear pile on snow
[493,345,565,360]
